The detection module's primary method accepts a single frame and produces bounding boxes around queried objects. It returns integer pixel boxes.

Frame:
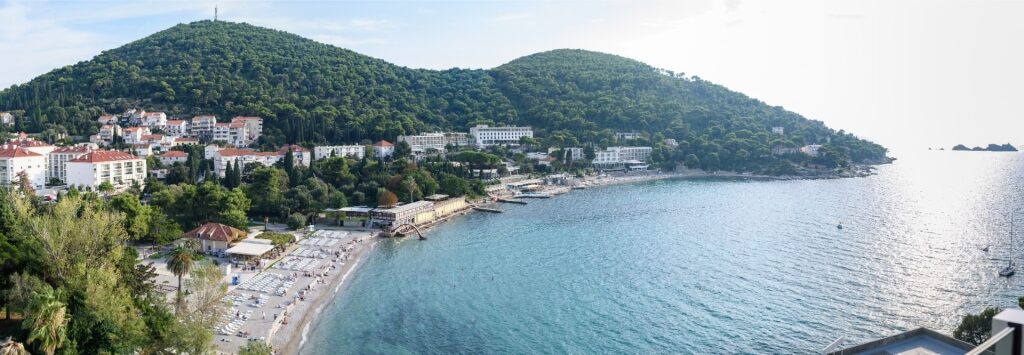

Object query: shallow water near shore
[304,151,1024,354]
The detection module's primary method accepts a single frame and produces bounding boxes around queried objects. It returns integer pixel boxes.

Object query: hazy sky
[1,0,1021,151]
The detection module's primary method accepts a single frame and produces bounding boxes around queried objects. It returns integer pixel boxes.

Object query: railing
[967,327,1016,355]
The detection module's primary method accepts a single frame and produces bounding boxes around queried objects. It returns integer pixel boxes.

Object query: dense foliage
[0,21,886,173]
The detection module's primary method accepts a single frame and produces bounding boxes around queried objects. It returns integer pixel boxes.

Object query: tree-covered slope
[0,20,887,168]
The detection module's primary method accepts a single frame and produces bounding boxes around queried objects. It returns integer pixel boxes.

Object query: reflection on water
[304,151,1024,354]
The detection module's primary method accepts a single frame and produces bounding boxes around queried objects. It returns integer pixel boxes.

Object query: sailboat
[1000,218,1016,277]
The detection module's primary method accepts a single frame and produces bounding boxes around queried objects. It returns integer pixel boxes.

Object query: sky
[1,0,1022,152]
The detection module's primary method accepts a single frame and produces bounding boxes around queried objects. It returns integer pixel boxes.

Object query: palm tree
[167,242,195,313]
[0,337,29,355]
[23,289,67,355]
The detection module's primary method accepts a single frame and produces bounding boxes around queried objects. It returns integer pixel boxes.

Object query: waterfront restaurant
[181,222,247,255]
[225,238,275,262]
[369,201,435,229]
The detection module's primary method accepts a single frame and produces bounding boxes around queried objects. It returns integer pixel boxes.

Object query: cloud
[312,34,388,47]
[490,13,532,23]
[0,2,108,87]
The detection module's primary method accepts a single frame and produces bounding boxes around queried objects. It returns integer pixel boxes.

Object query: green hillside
[0,20,887,170]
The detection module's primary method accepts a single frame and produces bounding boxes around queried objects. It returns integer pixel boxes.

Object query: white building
[48,145,94,184]
[164,120,189,137]
[190,115,217,140]
[98,124,122,142]
[800,144,823,157]
[158,150,189,165]
[548,147,584,161]
[141,112,168,127]
[0,112,13,126]
[6,138,55,157]
[66,150,146,191]
[314,145,365,160]
[230,117,263,143]
[0,145,46,190]
[469,125,533,147]
[373,140,395,159]
[397,132,472,153]
[592,146,653,167]
[212,122,249,147]
[97,115,117,125]
[206,144,310,177]
[772,126,785,135]
[121,127,151,144]
[615,132,643,140]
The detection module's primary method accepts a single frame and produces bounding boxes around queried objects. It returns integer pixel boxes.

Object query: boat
[983,246,990,252]
[837,222,843,230]
[1000,218,1016,277]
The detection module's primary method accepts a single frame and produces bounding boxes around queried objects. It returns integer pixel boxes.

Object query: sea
[303,151,1024,354]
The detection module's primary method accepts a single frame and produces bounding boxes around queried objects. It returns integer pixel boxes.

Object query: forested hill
[0,20,888,166]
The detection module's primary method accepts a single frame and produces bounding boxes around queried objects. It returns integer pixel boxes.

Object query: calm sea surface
[304,151,1024,354]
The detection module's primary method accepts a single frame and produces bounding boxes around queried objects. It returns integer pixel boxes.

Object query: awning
[225,242,274,257]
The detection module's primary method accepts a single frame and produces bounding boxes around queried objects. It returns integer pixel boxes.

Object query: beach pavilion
[225,238,275,262]
[181,222,247,255]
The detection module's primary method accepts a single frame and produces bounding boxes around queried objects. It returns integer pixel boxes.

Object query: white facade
[801,144,822,157]
[99,124,122,142]
[230,117,263,143]
[314,145,365,160]
[213,122,250,147]
[469,125,533,147]
[0,112,13,126]
[48,146,94,184]
[772,126,785,135]
[190,115,217,140]
[615,132,642,140]
[158,151,189,165]
[0,146,46,190]
[592,146,653,167]
[164,120,189,137]
[121,127,150,144]
[66,151,147,191]
[141,112,167,127]
[397,132,472,153]
[97,115,117,125]
[548,147,584,161]
[207,145,310,177]
[373,141,395,159]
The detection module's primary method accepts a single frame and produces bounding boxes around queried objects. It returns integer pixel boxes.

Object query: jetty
[473,206,504,213]
[497,198,527,205]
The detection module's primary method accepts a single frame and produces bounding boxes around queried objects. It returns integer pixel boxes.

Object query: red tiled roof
[69,150,140,163]
[53,146,93,153]
[175,137,198,142]
[182,223,246,242]
[161,150,188,158]
[123,127,144,132]
[98,115,116,120]
[231,116,262,122]
[0,146,42,158]
[140,134,163,141]
[215,122,230,127]
[166,120,186,125]
[279,144,307,153]
[6,139,52,147]
[374,140,393,147]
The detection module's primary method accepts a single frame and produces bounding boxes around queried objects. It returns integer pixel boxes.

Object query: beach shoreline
[256,167,876,354]
[269,235,379,354]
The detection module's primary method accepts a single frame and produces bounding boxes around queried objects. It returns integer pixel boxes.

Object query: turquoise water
[304,152,1024,354]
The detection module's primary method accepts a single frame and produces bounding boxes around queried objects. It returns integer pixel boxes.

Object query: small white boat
[1000,261,1015,277]
[999,217,1016,277]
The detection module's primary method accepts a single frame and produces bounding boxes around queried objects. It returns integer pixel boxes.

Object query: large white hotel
[469,125,533,147]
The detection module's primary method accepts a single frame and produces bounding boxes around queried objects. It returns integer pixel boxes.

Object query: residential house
[121,127,151,144]
[159,150,189,165]
[164,120,189,137]
[190,115,218,140]
[0,112,13,126]
[141,112,168,128]
[373,140,395,159]
[181,222,246,254]
[230,116,263,143]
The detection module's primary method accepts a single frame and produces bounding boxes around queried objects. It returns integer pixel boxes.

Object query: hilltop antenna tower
[214,4,218,21]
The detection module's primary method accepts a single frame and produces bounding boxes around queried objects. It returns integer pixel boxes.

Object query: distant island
[951,143,1018,152]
